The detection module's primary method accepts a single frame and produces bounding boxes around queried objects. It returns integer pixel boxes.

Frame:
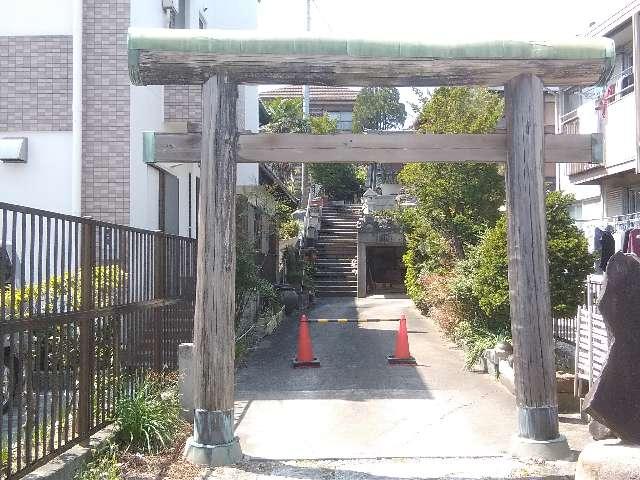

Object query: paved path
[234,296,586,460]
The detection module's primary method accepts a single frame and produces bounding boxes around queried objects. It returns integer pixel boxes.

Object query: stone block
[575,440,640,480]
[178,343,194,421]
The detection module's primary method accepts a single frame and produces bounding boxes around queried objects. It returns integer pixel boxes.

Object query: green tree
[398,87,505,258]
[262,97,308,133]
[465,191,594,326]
[352,87,407,133]
[308,164,364,201]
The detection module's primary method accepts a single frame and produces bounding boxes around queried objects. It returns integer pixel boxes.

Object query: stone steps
[313,204,361,297]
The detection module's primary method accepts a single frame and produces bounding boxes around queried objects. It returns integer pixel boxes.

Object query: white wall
[0,1,73,35]
[128,0,261,233]
[603,93,637,168]
[204,0,260,187]
[0,132,74,213]
[129,0,166,231]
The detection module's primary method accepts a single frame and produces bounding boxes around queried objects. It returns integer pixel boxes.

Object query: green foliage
[75,445,120,480]
[3,265,126,317]
[414,87,504,135]
[282,246,314,290]
[451,320,511,370]
[398,87,505,258]
[308,163,364,201]
[261,98,339,196]
[310,114,338,134]
[464,216,510,325]
[262,98,338,135]
[546,191,595,317]
[114,373,182,454]
[273,201,299,240]
[262,98,308,133]
[279,220,300,240]
[395,89,591,370]
[465,191,594,322]
[235,239,280,326]
[352,87,407,133]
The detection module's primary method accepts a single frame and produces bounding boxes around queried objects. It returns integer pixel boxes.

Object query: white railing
[601,66,634,105]
[559,66,634,124]
[574,275,608,396]
[300,184,322,249]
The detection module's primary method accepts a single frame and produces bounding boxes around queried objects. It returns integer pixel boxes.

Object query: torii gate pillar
[505,73,569,459]
[184,74,243,465]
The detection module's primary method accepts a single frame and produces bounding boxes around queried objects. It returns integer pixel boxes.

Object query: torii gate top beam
[128,28,614,87]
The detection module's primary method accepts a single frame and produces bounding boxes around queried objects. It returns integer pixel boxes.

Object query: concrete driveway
[233,296,579,460]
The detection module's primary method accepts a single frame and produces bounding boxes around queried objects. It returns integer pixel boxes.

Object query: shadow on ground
[236,296,431,401]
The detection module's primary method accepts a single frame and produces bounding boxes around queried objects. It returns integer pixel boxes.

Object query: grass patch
[75,444,120,480]
[114,372,183,454]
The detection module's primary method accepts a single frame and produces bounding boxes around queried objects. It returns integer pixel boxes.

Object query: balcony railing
[561,112,602,177]
[601,66,634,105]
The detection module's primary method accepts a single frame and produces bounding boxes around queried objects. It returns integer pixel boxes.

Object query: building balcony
[564,68,636,184]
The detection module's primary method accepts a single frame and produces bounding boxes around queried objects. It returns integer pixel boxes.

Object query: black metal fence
[0,202,196,479]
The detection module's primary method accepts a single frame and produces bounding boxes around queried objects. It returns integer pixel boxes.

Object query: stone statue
[583,252,640,443]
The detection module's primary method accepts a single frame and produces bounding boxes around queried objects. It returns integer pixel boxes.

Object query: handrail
[300,185,317,250]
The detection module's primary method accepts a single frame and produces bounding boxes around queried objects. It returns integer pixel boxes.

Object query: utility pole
[301,0,311,207]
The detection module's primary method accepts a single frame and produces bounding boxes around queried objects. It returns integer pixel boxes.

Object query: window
[627,185,640,214]
[327,111,353,131]
[561,88,582,116]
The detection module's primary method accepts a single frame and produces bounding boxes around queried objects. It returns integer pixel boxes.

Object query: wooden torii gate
[128,29,615,465]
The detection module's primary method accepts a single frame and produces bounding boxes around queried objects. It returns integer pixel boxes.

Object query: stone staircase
[314,204,361,297]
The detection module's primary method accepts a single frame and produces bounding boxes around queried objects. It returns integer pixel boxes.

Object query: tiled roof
[260,86,360,102]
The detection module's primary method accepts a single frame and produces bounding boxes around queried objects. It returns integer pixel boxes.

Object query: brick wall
[81,0,131,225]
[0,36,72,132]
[164,85,202,123]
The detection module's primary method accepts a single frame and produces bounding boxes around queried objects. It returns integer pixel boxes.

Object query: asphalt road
[234,295,521,459]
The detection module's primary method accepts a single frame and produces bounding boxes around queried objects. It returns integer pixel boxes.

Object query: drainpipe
[71,0,83,216]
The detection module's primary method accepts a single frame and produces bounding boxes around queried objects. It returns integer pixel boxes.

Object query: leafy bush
[279,219,300,240]
[3,265,126,317]
[400,192,592,370]
[308,163,364,201]
[451,320,510,370]
[235,239,280,327]
[281,245,315,292]
[394,210,454,309]
[272,201,300,240]
[114,373,182,453]
[465,191,594,324]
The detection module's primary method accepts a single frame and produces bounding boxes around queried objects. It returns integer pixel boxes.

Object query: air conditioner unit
[162,0,178,13]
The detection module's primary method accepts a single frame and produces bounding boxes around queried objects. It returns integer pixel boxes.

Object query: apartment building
[0,0,261,238]
[556,1,640,251]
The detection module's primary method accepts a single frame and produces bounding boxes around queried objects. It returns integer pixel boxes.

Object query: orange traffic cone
[293,314,321,368]
[387,314,416,365]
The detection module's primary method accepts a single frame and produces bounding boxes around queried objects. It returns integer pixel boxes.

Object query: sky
[255,0,630,126]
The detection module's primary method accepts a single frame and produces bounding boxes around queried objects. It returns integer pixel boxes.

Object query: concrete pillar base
[575,439,640,480]
[510,434,571,461]
[183,436,243,466]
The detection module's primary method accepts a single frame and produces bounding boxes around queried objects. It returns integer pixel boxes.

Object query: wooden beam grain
[505,73,560,443]
[187,74,242,459]
[144,132,602,165]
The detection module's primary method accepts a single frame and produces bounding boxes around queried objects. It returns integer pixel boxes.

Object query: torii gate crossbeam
[128,28,615,466]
